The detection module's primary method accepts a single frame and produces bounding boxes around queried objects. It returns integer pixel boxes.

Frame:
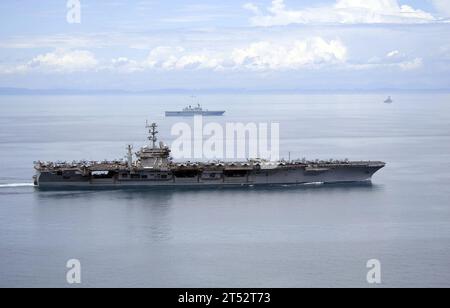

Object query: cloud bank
[0,38,422,75]
[244,0,439,26]
[0,38,348,74]
[2,50,98,74]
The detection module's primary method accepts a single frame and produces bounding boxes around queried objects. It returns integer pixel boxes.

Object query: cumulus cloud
[244,0,438,26]
[397,58,423,70]
[110,57,143,73]
[386,50,400,58]
[243,3,261,15]
[231,38,347,70]
[144,46,223,70]
[28,50,98,72]
[353,50,422,71]
[1,50,98,74]
[144,46,185,69]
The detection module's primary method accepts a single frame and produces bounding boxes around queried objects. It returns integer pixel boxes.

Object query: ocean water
[0,94,450,287]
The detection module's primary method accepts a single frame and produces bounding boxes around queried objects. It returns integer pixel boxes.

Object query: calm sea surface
[1,94,450,287]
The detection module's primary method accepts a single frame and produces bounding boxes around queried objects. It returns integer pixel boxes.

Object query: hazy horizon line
[1,87,450,96]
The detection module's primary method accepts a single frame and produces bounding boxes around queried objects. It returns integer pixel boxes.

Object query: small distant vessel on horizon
[384,96,393,104]
[165,104,225,117]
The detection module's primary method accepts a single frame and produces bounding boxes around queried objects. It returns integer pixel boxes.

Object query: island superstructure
[33,123,385,188]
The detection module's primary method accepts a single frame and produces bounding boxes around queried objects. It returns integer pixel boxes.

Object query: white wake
[0,183,35,188]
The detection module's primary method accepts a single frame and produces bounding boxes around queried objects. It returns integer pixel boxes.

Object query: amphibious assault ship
[33,123,385,188]
[165,104,225,117]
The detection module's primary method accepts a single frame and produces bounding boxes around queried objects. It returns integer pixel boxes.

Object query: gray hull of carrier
[33,123,385,189]
[34,163,384,188]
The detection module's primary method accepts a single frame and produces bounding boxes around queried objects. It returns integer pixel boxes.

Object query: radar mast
[146,121,158,149]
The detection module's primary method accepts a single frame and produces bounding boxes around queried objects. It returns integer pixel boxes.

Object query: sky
[0,0,449,91]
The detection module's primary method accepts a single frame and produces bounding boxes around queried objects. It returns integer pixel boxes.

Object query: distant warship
[165,104,225,117]
[384,96,393,104]
[33,123,385,188]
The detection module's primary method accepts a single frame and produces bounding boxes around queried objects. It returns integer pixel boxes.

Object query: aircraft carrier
[33,123,385,189]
